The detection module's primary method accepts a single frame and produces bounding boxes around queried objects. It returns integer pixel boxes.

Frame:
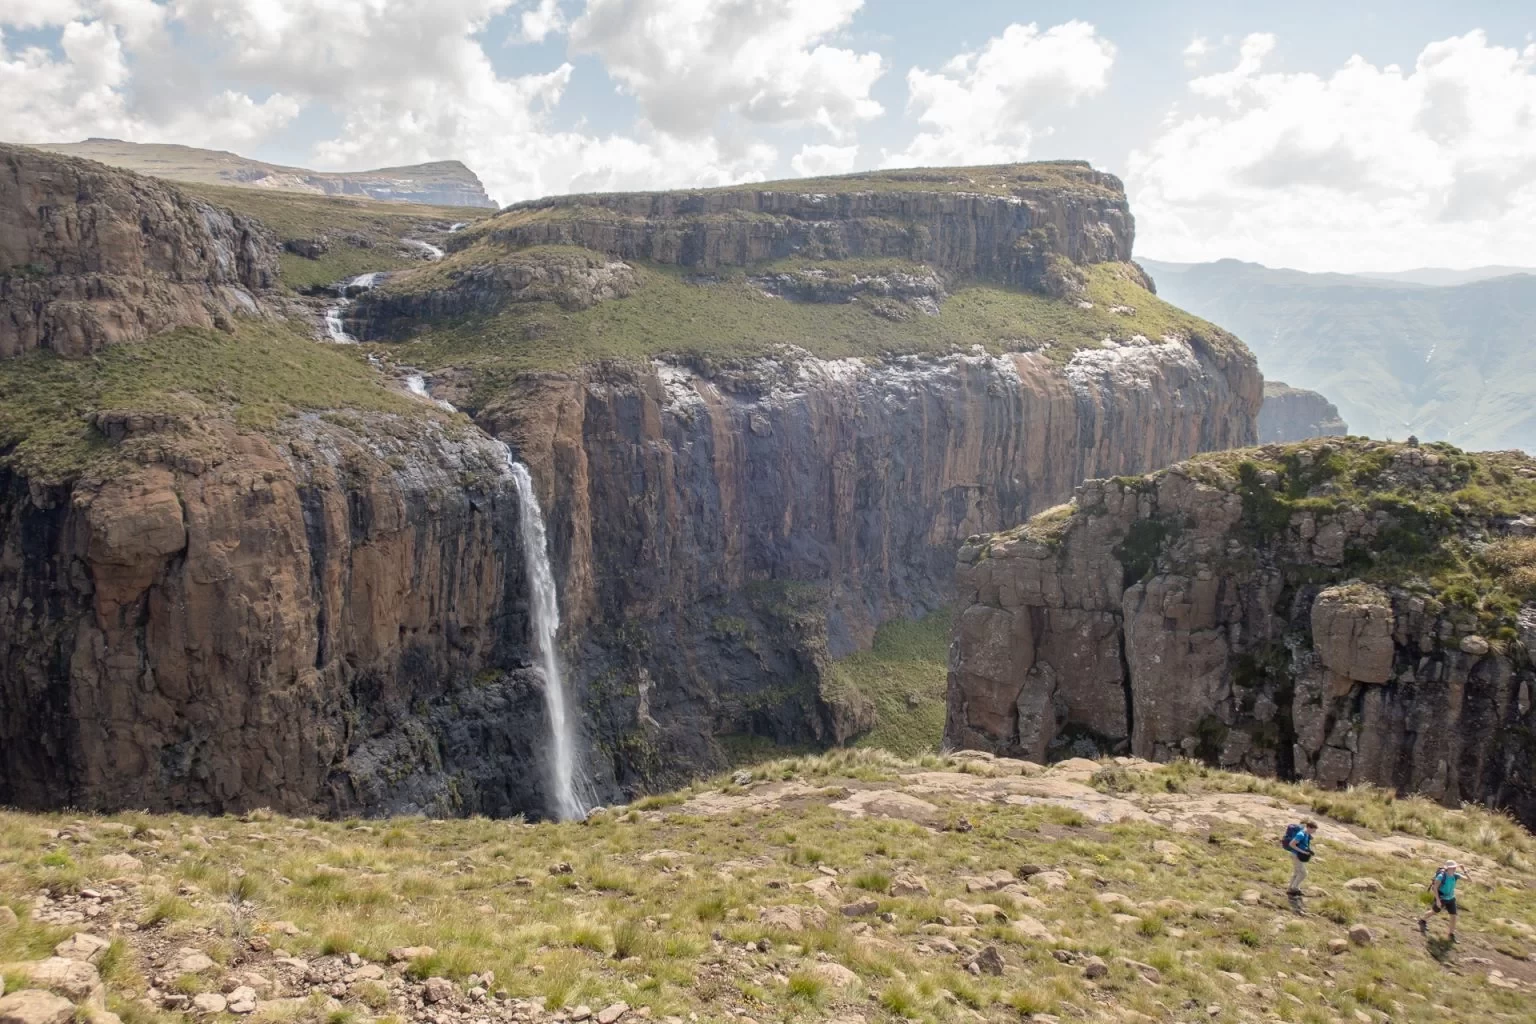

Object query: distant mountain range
[34,139,497,209]
[1142,258,1536,453]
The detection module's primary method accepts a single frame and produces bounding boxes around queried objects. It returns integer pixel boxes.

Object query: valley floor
[3,753,1534,1024]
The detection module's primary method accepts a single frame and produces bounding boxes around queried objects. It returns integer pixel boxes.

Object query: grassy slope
[2,754,1532,1024]
[1143,259,1536,453]
[825,610,953,758]
[0,319,418,482]
[375,257,1234,394]
[174,183,492,291]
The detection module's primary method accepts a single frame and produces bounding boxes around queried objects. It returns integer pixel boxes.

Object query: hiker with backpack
[1420,861,1469,940]
[1282,820,1317,898]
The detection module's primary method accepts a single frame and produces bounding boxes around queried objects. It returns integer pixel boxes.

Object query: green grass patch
[0,318,423,482]
[823,608,953,758]
[367,257,1238,396]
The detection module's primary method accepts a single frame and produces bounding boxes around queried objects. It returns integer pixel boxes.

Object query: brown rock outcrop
[466,163,1131,293]
[0,412,552,817]
[0,144,276,358]
[1258,381,1348,442]
[947,439,1536,826]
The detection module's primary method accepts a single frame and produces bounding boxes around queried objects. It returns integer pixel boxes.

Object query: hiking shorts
[1432,897,1459,916]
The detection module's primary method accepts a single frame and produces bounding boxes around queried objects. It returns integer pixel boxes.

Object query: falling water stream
[402,372,592,821]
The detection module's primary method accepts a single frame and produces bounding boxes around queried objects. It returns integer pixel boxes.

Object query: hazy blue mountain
[1355,266,1536,288]
[1140,259,1536,453]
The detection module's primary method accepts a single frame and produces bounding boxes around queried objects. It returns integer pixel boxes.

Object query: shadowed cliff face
[0,413,562,817]
[0,145,277,358]
[1,156,1266,816]
[946,439,1536,827]
[1260,381,1348,442]
[462,342,1259,793]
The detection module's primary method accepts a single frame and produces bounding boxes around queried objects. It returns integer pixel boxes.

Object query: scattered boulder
[174,951,216,974]
[226,987,257,1015]
[840,899,878,918]
[1116,958,1162,984]
[422,978,455,1004]
[1328,938,1350,955]
[1083,955,1109,979]
[54,934,111,964]
[1030,870,1070,890]
[1460,635,1491,656]
[597,1003,629,1024]
[1348,925,1375,946]
[4,958,101,1001]
[96,854,143,876]
[387,946,435,964]
[0,991,76,1024]
[890,872,929,897]
[965,946,1005,976]
[809,963,860,988]
[1343,878,1383,893]
[191,994,227,1014]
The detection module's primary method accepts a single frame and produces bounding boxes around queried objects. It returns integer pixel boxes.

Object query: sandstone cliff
[1,157,1265,816]
[1260,381,1348,442]
[37,140,498,209]
[1,145,277,358]
[947,438,1536,826]
[0,406,559,817]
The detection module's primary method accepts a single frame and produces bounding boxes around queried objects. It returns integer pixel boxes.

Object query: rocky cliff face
[946,439,1536,826]
[36,141,499,209]
[0,408,562,817]
[468,163,1132,295]
[0,157,1266,816]
[444,337,1258,794]
[1,145,277,358]
[1260,381,1348,442]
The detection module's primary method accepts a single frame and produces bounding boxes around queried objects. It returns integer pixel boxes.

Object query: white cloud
[568,0,884,139]
[1130,30,1536,270]
[0,8,299,149]
[883,20,1115,168]
[514,0,564,43]
[790,142,858,177]
[0,0,788,204]
[1182,35,1208,68]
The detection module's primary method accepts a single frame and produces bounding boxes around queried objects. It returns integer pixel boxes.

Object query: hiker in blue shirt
[1419,860,1469,940]
[1283,819,1317,897]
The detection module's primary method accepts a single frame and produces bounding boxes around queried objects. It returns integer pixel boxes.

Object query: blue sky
[3,1,1534,270]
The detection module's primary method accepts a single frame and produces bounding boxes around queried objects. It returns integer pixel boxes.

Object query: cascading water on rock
[402,373,591,820]
[507,460,594,821]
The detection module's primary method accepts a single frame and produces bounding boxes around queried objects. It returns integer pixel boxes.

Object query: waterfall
[403,374,591,820]
[323,300,354,343]
[403,239,445,261]
[508,460,593,822]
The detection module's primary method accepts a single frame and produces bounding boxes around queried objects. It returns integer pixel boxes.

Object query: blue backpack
[1280,823,1304,850]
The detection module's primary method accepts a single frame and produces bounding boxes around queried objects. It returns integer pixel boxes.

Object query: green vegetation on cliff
[824,609,953,758]
[2,754,1533,1024]
[370,255,1237,394]
[0,319,419,482]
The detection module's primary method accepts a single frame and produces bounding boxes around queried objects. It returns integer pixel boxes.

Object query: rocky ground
[2,753,1533,1024]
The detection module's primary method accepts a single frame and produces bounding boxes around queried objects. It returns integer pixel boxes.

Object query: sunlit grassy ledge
[3,753,1533,1024]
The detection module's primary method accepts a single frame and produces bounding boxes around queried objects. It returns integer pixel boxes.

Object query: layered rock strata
[1,145,276,357]
[946,439,1536,826]
[468,164,1132,295]
[0,411,555,817]
[1259,381,1348,442]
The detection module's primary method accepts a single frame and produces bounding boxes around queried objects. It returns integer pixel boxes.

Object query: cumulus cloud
[790,143,858,177]
[1182,36,1208,69]
[514,0,564,43]
[882,20,1115,167]
[569,0,884,138]
[0,0,798,203]
[1130,30,1536,270]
